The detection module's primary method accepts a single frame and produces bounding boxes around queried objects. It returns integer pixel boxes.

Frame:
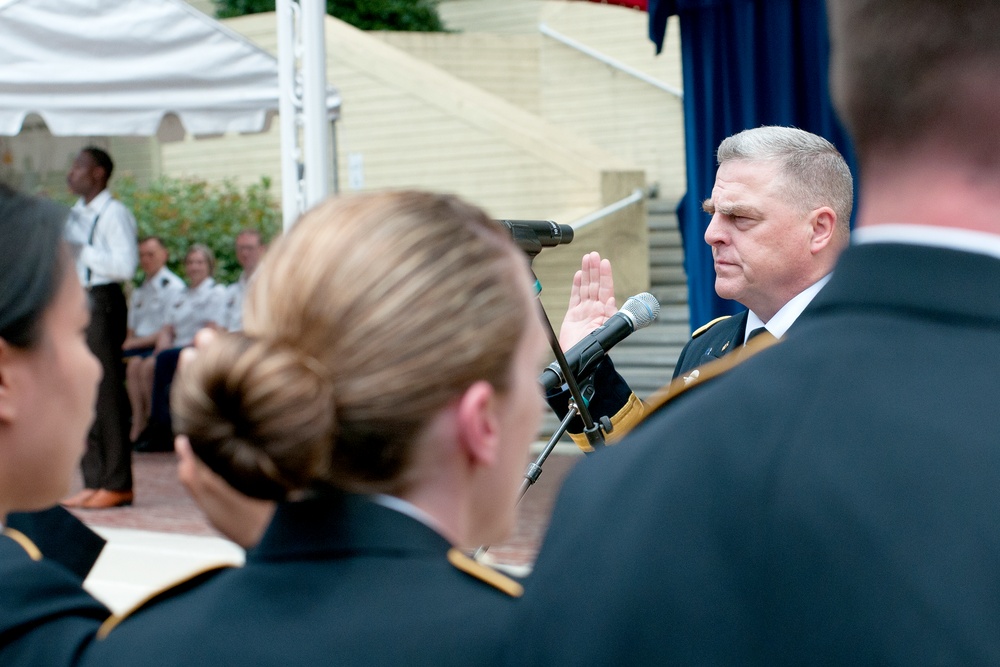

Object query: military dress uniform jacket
[6,506,107,580]
[83,491,522,667]
[547,311,748,449]
[0,526,109,665]
[509,242,1000,664]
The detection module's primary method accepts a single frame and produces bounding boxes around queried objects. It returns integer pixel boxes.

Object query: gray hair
[717,126,853,238]
[186,243,216,276]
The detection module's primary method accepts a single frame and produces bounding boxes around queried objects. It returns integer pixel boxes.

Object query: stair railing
[569,187,646,231]
[539,23,683,100]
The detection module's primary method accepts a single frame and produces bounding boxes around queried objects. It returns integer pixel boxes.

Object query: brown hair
[172,191,531,500]
[828,0,1000,161]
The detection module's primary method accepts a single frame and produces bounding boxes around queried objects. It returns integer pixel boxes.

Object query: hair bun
[171,333,336,500]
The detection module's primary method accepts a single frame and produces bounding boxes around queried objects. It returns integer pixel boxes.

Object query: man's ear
[809,206,837,254]
[0,340,21,424]
[454,380,500,467]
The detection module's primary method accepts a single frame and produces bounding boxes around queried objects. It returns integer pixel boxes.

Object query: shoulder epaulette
[447,548,523,598]
[2,528,42,561]
[644,329,781,416]
[691,315,732,339]
[97,563,233,639]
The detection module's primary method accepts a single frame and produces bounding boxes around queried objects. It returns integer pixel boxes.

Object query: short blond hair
[172,191,532,499]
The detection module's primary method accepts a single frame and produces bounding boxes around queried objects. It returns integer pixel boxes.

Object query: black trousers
[81,283,132,491]
[149,346,183,431]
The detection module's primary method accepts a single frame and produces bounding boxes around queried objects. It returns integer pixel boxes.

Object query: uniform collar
[76,188,111,212]
[188,277,215,293]
[745,274,831,343]
[854,223,1000,260]
[249,490,451,563]
[811,242,1000,326]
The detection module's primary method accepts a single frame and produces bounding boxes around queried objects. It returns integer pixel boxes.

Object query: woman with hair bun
[82,190,549,665]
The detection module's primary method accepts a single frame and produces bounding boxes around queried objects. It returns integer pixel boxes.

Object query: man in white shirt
[553,126,853,448]
[224,229,266,332]
[60,147,138,510]
[122,236,184,443]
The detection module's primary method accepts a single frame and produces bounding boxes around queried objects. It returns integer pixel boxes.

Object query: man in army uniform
[552,126,852,448]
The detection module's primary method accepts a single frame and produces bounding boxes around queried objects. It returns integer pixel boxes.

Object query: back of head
[172,191,531,500]
[0,185,69,348]
[717,126,853,240]
[828,0,1000,164]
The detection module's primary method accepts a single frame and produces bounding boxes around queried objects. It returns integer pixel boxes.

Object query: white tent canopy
[0,0,341,139]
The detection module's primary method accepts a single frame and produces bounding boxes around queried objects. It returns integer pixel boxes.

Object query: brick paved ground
[68,449,581,569]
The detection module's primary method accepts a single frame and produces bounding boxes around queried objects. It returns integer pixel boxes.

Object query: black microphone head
[496,220,574,250]
[618,292,660,331]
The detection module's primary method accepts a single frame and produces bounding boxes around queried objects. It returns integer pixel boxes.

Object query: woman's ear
[454,380,500,467]
[0,340,21,424]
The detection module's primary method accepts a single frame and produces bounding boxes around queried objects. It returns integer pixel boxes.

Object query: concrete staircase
[611,198,691,398]
[540,198,690,438]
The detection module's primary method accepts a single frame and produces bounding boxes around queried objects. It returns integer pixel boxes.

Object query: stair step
[649,228,682,249]
[650,247,685,266]
[649,285,688,306]
[647,199,680,215]
[656,304,690,324]
[649,265,687,283]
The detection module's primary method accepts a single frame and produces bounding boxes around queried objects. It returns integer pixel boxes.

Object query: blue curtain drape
[648,0,856,330]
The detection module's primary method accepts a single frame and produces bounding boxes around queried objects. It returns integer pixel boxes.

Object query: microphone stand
[536,300,608,452]
[473,295,610,561]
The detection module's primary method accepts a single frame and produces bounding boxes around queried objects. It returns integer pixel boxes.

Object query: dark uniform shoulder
[97,564,233,639]
[447,549,523,597]
[2,528,43,561]
[690,315,732,339]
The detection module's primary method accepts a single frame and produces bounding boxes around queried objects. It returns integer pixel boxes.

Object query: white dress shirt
[224,271,251,332]
[744,274,832,343]
[166,278,228,347]
[128,266,186,337]
[369,494,452,541]
[64,189,138,287]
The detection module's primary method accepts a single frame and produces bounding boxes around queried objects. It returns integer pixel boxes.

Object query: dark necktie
[746,326,773,343]
[738,326,776,361]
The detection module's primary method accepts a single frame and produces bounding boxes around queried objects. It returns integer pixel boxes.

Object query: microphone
[539,292,660,392]
[497,220,574,260]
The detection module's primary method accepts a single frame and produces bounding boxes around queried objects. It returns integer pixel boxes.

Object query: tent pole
[276,0,302,231]
[301,0,330,209]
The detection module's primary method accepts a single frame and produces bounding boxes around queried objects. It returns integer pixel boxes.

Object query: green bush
[114,176,281,286]
[214,0,445,32]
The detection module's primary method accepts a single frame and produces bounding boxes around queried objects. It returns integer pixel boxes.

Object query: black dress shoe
[133,424,174,452]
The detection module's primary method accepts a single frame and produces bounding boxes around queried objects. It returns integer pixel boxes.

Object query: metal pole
[276,0,302,231]
[300,0,330,209]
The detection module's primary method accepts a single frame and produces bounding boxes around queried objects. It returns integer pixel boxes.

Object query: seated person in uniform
[222,228,266,333]
[0,186,111,661]
[551,126,852,449]
[133,244,227,452]
[122,236,184,442]
[0,190,548,666]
